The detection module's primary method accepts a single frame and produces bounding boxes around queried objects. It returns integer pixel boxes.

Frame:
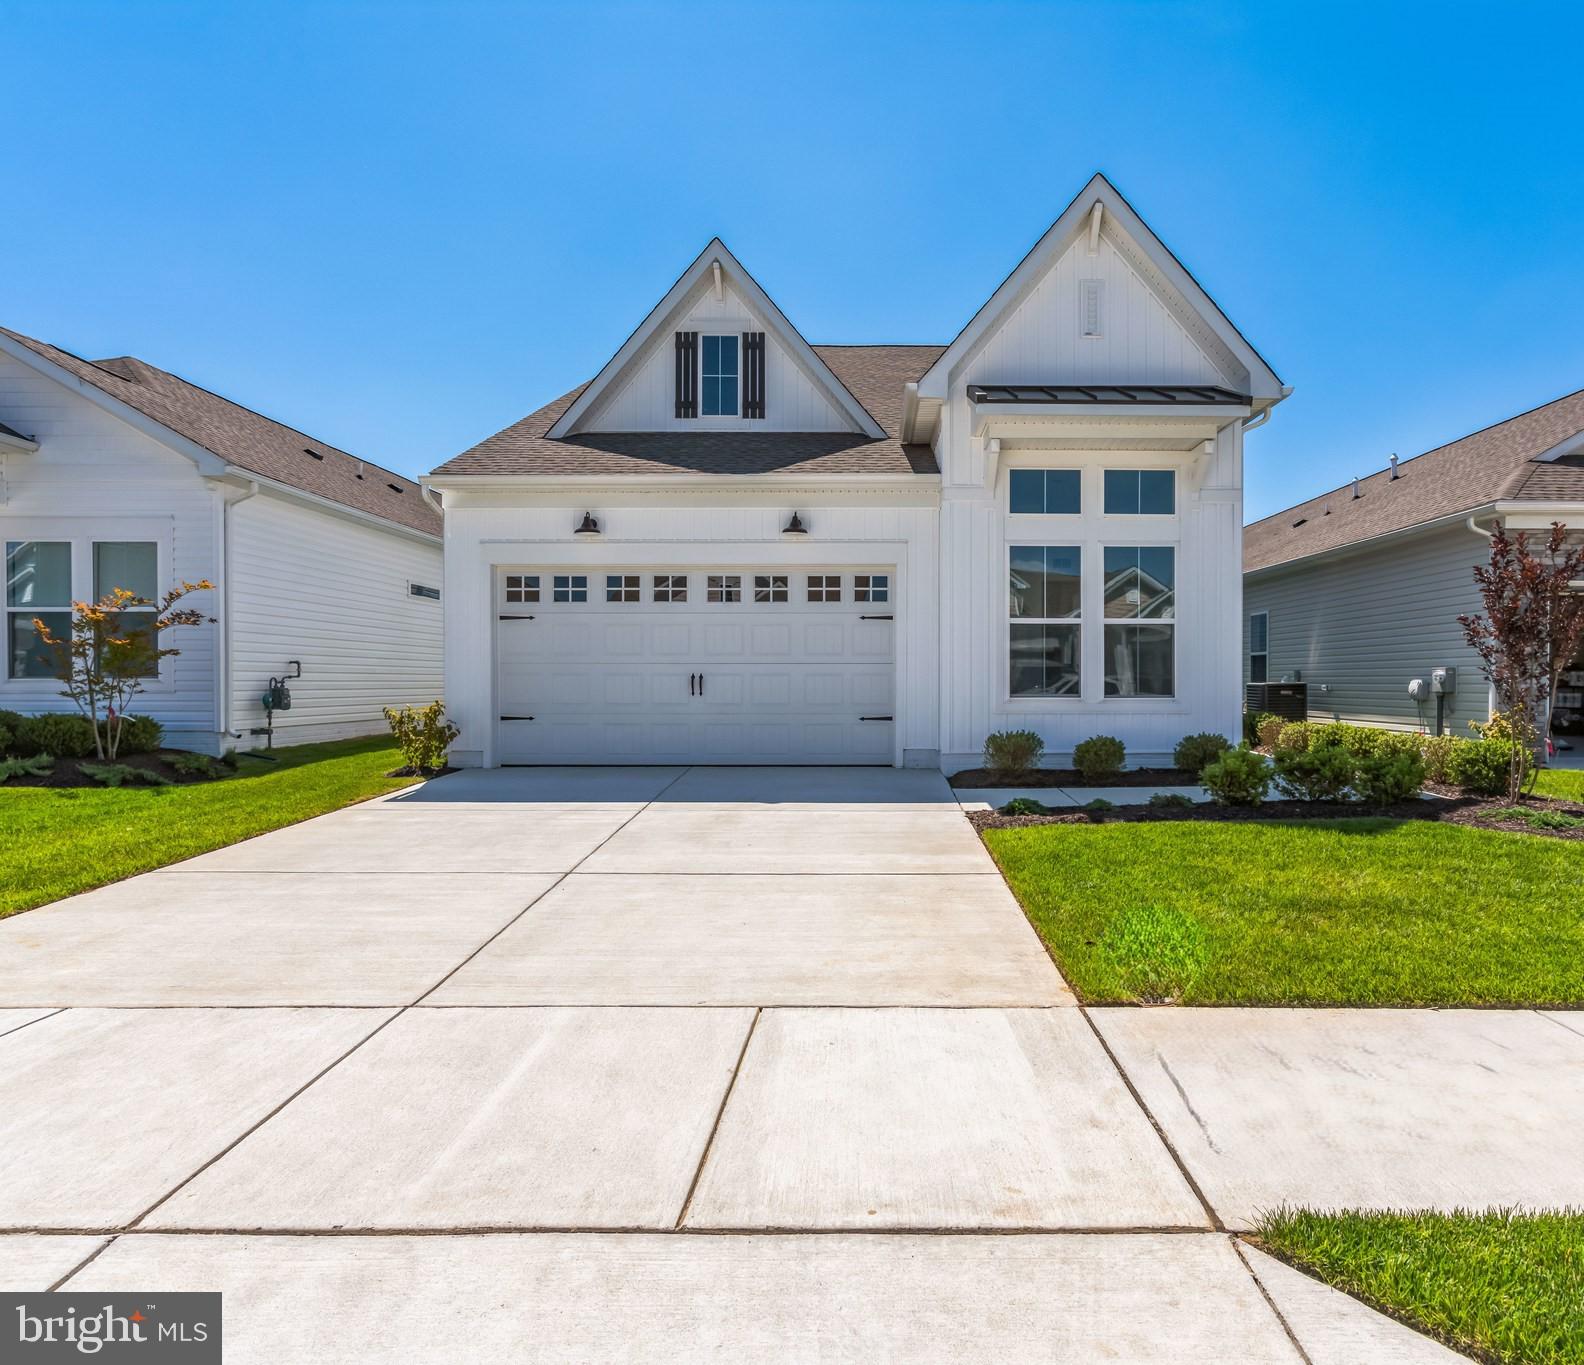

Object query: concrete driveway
[0,766,1477,1361]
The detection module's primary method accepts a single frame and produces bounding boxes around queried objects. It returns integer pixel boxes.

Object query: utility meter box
[1431,667,1456,695]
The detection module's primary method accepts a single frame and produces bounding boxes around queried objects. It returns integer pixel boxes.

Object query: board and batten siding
[0,351,223,746]
[1243,523,1491,733]
[226,492,443,746]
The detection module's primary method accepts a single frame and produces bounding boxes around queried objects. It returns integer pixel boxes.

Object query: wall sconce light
[574,512,601,536]
[782,511,809,536]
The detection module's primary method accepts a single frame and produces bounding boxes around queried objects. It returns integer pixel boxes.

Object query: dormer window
[701,335,739,416]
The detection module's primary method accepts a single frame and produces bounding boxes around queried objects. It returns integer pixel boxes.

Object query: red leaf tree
[1458,521,1584,801]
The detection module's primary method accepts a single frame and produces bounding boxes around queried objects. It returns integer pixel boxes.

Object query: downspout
[218,479,260,744]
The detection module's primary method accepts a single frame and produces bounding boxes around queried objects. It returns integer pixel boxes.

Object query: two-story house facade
[426,174,1287,770]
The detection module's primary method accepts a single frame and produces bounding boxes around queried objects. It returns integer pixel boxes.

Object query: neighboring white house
[0,327,443,754]
[427,174,1287,770]
[1244,388,1584,746]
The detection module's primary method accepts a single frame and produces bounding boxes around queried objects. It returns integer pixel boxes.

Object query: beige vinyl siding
[227,493,443,745]
[1244,524,1490,733]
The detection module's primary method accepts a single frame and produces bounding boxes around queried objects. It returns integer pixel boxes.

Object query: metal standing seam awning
[967,383,1251,405]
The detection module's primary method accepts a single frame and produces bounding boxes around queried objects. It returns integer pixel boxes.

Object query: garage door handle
[698,672,705,696]
[860,614,893,620]
[859,715,893,722]
[689,673,696,696]
[498,614,536,621]
[500,715,535,722]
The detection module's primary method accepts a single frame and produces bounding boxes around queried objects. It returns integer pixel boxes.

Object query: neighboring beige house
[1243,388,1584,748]
[0,327,443,753]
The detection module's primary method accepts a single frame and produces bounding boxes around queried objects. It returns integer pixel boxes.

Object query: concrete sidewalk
[0,766,1525,1361]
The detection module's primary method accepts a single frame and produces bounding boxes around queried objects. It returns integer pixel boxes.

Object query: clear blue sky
[3,1,1580,520]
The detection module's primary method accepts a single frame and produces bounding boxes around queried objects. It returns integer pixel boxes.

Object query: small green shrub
[999,796,1052,816]
[1273,720,1315,754]
[116,714,163,755]
[79,761,172,788]
[1487,805,1584,830]
[1097,904,1210,1002]
[983,729,1045,776]
[1420,733,1459,784]
[0,721,10,755]
[1146,792,1194,810]
[1448,737,1520,796]
[0,754,54,783]
[169,751,223,779]
[1173,732,1231,775]
[383,700,459,774]
[1308,722,1380,756]
[1353,751,1427,805]
[1256,714,1287,749]
[0,708,25,746]
[15,712,97,759]
[1084,797,1116,813]
[1373,730,1427,761]
[1273,746,1356,801]
[1072,735,1125,783]
[1243,710,1276,745]
[1201,748,1272,806]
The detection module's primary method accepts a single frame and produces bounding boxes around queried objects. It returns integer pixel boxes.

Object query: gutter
[217,479,260,742]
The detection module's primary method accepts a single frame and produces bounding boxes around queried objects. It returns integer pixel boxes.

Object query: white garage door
[496,566,896,765]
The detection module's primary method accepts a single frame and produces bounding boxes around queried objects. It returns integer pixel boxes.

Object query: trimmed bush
[1374,730,1427,761]
[117,714,164,755]
[983,729,1045,776]
[1173,732,1231,775]
[1201,748,1272,806]
[1147,792,1194,810]
[1353,751,1427,805]
[1420,733,1459,784]
[1072,735,1125,783]
[1273,720,1316,753]
[1256,714,1287,749]
[0,720,11,756]
[15,713,97,759]
[1448,737,1519,796]
[1243,710,1276,746]
[169,750,223,779]
[1273,746,1356,801]
[999,796,1052,816]
[383,700,459,775]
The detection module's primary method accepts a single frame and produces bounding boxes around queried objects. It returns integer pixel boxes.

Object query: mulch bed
[1,750,233,789]
[968,792,1584,841]
[950,766,1200,788]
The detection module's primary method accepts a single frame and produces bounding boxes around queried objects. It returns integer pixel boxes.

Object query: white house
[0,327,443,754]
[427,174,1287,771]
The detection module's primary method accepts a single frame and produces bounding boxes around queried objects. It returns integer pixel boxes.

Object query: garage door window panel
[855,574,889,603]
[505,574,540,604]
[808,575,842,603]
[707,575,742,604]
[754,575,788,603]
[553,575,587,604]
[654,575,688,603]
[606,575,640,603]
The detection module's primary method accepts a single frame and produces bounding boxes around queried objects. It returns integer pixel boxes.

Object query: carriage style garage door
[495,566,897,765]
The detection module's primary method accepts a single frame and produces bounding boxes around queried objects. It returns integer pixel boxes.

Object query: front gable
[548,240,884,439]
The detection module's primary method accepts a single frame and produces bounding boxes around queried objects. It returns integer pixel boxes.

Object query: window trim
[700,334,740,418]
[1249,610,1268,684]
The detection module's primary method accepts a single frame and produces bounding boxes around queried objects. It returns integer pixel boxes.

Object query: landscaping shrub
[1173,732,1231,775]
[1420,733,1459,784]
[1353,751,1427,806]
[15,712,97,759]
[1146,792,1194,810]
[116,714,163,755]
[1243,710,1276,746]
[0,708,24,751]
[0,754,53,783]
[1072,735,1125,782]
[1273,720,1315,753]
[1256,714,1287,749]
[1084,797,1116,813]
[983,729,1045,776]
[0,720,11,756]
[79,761,171,788]
[1201,748,1272,806]
[999,796,1052,816]
[1448,737,1521,796]
[1488,806,1584,831]
[1097,903,1210,1002]
[1373,730,1426,761]
[1273,746,1356,801]
[169,751,224,779]
[383,700,459,774]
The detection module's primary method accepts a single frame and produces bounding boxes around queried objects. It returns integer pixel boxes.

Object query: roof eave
[1244,502,1501,580]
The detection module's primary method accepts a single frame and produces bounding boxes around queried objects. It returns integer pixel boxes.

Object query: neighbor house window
[807,574,842,603]
[552,574,587,603]
[606,574,640,603]
[1010,469,1081,515]
[1104,546,1174,697]
[854,574,889,603]
[754,574,788,603]
[707,574,742,604]
[1249,611,1269,683]
[505,574,539,603]
[701,335,739,416]
[6,540,71,679]
[653,574,687,603]
[1008,545,1081,697]
[1104,469,1175,515]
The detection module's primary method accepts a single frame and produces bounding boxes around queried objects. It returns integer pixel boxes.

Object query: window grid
[552,574,587,604]
[807,574,842,603]
[854,574,889,603]
[701,335,739,416]
[504,574,539,604]
[754,574,788,603]
[606,574,640,604]
[707,574,742,604]
[653,574,688,604]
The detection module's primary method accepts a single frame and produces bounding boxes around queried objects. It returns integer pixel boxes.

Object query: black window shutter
[742,331,766,419]
[674,331,698,418]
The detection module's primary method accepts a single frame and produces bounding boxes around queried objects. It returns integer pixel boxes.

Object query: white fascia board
[546,238,885,440]
[0,426,39,453]
[972,402,1250,437]
[1244,503,1500,581]
[0,331,230,476]
[208,469,442,546]
[424,473,939,503]
[916,173,1285,404]
[1490,500,1584,526]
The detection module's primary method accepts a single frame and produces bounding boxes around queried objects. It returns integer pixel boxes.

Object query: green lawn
[1533,767,1584,802]
[0,737,419,918]
[1255,1208,1584,1365]
[983,819,1584,1006]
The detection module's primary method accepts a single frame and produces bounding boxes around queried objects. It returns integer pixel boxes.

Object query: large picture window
[1103,545,1174,697]
[701,335,739,416]
[1009,545,1081,697]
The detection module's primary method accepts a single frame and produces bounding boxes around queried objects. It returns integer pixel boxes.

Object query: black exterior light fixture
[574,512,601,536]
[782,511,809,536]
